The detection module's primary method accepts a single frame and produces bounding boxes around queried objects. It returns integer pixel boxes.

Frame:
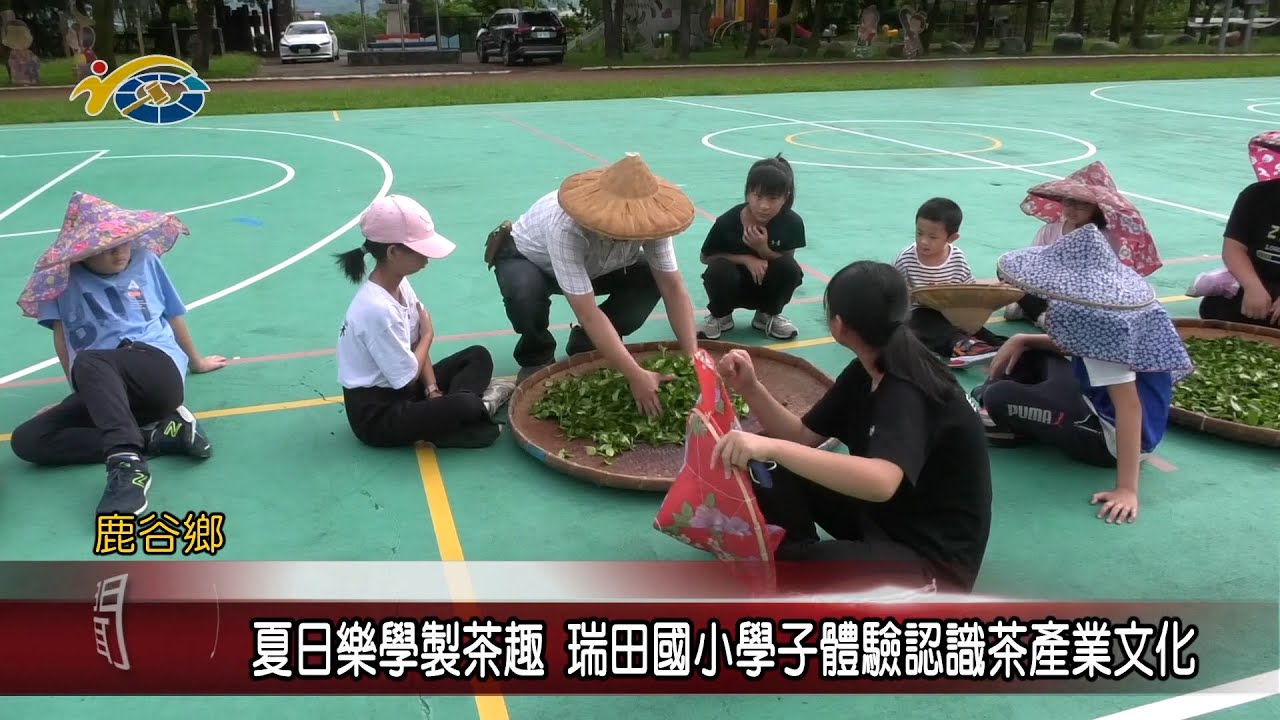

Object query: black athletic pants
[493,243,661,369]
[702,255,803,318]
[752,464,951,592]
[908,307,1006,359]
[1017,294,1049,321]
[342,345,499,449]
[10,341,184,466]
[1198,278,1280,328]
[979,350,1115,467]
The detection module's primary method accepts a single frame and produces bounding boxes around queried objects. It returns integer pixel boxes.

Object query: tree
[1071,0,1086,32]
[92,0,118,70]
[1128,0,1148,46]
[1108,0,1124,42]
[677,0,691,59]
[1022,0,1037,51]
[603,0,623,59]
[193,0,215,72]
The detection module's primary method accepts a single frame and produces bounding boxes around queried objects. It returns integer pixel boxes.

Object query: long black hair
[333,240,389,284]
[745,153,795,213]
[823,260,957,405]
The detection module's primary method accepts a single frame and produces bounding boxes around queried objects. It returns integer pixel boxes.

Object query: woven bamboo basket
[508,341,837,491]
[911,282,1027,334]
[1171,318,1280,448]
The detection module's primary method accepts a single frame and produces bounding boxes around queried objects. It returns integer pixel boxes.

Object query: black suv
[476,8,567,65]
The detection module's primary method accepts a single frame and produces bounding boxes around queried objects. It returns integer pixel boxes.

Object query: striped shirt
[511,191,680,297]
[893,243,975,289]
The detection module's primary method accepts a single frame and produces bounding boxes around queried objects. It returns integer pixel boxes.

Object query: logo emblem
[69,54,210,126]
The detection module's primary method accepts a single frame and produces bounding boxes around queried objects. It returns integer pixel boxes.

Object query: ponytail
[333,240,388,283]
[876,322,957,406]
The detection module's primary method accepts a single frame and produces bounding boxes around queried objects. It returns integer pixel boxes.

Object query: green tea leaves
[530,349,750,461]
[1172,337,1280,430]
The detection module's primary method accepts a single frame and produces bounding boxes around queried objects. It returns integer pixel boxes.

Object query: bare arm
[565,293,646,379]
[653,269,699,358]
[1107,380,1144,494]
[700,252,756,265]
[1223,237,1265,293]
[763,439,904,502]
[737,377,826,447]
[168,315,202,368]
[51,321,70,385]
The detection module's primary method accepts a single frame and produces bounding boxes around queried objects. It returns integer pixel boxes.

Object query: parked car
[476,8,567,65]
[279,20,340,63]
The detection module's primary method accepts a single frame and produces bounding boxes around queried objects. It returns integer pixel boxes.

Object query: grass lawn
[8,52,261,88]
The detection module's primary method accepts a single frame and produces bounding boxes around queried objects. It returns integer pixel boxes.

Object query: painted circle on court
[702,120,1098,171]
[785,127,1003,156]
[1247,101,1280,118]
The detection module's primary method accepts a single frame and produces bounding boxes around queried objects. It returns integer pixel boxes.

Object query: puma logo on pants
[1005,404,1061,425]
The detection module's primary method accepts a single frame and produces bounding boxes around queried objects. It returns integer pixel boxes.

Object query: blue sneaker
[96,454,152,516]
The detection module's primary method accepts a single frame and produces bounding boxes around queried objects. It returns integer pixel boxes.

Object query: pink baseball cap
[359,194,456,259]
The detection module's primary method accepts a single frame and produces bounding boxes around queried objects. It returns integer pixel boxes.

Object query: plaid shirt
[511,191,679,296]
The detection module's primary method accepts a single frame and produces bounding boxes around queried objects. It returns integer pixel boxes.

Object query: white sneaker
[1003,303,1025,321]
[752,312,798,340]
[482,378,517,418]
[698,314,734,339]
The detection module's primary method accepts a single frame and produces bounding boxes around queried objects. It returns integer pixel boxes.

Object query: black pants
[342,345,499,449]
[979,350,1115,467]
[493,244,661,368]
[10,341,184,466]
[1017,294,1049,321]
[1198,278,1280,327]
[702,255,803,317]
[908,307,1006,359]
[752,465,947,592]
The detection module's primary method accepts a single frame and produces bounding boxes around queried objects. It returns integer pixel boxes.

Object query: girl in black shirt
[697,154,807,341]
[711,261,993,593]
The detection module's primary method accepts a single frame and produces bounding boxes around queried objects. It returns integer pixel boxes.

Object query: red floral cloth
[1020,161,1162,277]
[1250,131,1280,182]
[654,350,784,583]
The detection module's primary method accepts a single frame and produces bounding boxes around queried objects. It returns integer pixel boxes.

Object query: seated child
[895,197,1002,366]
[11,192,225,517]
[1007,161,1162,326]
[974,225,1193,525]
[698,154,806,341]
[1191,131,1280,327]
[335,195,514,450]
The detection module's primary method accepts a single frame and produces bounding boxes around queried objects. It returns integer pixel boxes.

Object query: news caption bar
[0,561,1274,695]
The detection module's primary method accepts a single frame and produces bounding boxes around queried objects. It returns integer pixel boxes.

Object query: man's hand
[627,368,674,417]
[1091,488,1138,524]
[1242,284,1273,320]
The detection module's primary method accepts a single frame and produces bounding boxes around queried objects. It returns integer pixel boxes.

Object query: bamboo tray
[508,340,837,491]
[1171,318,1280,448]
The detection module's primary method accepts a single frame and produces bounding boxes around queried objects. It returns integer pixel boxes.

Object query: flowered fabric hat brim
[1249,131,1280,182]
[17,192,188,318]
[996,224,1157,310]
[1043,301,1195,382]
[1019,161,1162,277]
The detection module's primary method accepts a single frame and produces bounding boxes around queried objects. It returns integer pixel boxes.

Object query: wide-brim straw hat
[911,282,1027,334]
[17,192,188,318]
[558,152,695,242]
[1249,131,1280,182]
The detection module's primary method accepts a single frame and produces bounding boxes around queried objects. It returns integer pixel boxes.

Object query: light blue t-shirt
[37,249,190,380]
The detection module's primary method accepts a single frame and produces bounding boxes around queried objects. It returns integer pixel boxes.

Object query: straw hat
[557,153,695,242]
[911,282,1026,334]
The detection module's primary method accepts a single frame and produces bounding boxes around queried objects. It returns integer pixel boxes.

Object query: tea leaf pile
[531,349,750,463]
[1172,337,1280,429]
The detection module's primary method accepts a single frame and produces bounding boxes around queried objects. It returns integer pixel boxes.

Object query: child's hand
[987,335,1026,378]
[191,355,228,373]
[741,256,767,284]
[743,224,769,252]
[1091,487,1138,524]
[1242,285,1272,320]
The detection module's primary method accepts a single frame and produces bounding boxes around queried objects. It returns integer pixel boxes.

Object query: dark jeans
[702,254,803,317]
[1198,278,1280,327]
[10,341,184,466]
[908,307,1006,359]
[753,465,947,592]
[493,243,661,368]
[342,345,499,449]
[979,350,1115,467]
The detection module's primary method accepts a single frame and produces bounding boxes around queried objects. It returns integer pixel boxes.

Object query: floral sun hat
[654,350,784,593]
[1249,131,1280,182]
[17,192,188,318]
[1020,161,1163,277]
[997,224,1194,382]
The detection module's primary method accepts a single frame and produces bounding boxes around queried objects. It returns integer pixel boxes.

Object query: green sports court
[0,75,1277,718]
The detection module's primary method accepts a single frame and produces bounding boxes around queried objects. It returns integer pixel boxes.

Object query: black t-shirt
[1224,181,1280,285]
[801,361,993,591]
[700,203,806,259]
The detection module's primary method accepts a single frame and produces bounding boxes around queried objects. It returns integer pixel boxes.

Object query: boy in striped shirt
[894,198,1001,367]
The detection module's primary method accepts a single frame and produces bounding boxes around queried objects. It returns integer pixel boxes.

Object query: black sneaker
[146,406,211,459]
[97,454,152,516]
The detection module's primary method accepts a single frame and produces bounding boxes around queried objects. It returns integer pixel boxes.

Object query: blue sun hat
[996,224,1194,381]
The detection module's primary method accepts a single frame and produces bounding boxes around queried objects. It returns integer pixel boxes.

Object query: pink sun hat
[359,194,455,259]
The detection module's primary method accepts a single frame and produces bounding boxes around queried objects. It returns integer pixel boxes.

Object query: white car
[279,21,340,63]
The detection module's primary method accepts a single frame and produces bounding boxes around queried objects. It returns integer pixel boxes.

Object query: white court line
[0,150,105,159]
[658,98,1229,221]
[0,154,297,239]
[1092,669,1278,720]
[1246,102,1280,118]
[0,127,394,386]
[0,150,107,224]
[1090,84,1276,125]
